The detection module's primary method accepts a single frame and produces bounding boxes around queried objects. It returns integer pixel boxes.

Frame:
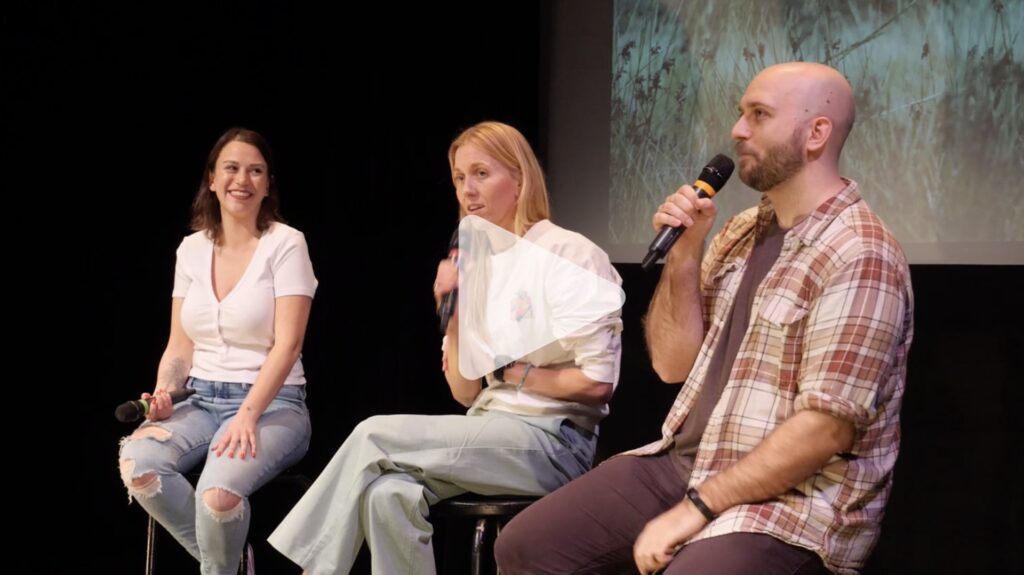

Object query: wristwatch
[686,487,717,522]
[492,356,514,383]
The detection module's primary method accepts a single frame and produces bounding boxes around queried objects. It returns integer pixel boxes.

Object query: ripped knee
[119,459,161,499]
[201,488,245,522]
[117,427,172,500]
[129,471,158,489]
[129,426,172,442]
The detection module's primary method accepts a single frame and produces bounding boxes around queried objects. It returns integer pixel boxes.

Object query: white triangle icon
[456,216,625,380]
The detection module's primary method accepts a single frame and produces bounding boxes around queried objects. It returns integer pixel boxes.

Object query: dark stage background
[11,2,1020,573]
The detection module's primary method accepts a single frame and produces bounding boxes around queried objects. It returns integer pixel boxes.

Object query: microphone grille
[701,154,735,191]
[115,402,143,423]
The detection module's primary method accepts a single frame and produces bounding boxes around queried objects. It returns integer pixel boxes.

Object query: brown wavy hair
[190,127,283,244]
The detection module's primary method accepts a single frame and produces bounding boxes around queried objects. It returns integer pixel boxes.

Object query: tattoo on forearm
[158,357,189,389]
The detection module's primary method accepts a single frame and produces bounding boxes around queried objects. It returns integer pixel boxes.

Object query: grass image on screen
[610,0,1023,264]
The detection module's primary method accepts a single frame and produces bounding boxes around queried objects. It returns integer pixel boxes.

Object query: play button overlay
[456,215,625,380]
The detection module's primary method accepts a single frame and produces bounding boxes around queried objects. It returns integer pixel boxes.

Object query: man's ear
[805,116,833,157]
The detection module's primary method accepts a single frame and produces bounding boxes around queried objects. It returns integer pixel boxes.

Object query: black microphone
[640,154,735,271]
[114,388,196,423]
[438,227,459,334]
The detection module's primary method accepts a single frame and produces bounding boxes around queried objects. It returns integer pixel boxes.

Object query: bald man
[495,62,913,575]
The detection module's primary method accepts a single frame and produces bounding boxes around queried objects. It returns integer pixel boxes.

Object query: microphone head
[115,401,145,423]
[698,154,735,193]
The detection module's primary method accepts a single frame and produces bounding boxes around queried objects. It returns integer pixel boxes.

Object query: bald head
[746,62,856,155]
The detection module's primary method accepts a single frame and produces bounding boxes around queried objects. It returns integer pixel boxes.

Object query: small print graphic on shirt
[511,290,533,322]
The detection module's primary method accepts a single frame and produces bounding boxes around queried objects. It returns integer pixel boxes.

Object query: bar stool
[433,494,539,575]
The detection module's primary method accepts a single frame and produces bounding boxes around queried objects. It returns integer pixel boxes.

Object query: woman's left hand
[211,409,259,459]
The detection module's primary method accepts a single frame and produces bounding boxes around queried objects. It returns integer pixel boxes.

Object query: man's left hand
[633,499,708,574]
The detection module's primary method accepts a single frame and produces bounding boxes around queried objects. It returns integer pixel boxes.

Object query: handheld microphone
[438,227,459,334]
[640,154,734,271]
[114,388,196,423]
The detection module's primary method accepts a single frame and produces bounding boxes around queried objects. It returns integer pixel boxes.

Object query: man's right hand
[652,184,717,255]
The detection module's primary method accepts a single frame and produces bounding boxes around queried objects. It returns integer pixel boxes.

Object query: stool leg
[495,522,503,575]
[237,540,251,568]
[471,518,486,575]
[145,515,156,575]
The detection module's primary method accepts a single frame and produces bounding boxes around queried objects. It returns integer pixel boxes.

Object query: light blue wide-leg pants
[268,411,594,575]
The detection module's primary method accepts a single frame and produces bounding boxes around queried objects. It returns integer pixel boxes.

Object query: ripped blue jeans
[118,378,311,575]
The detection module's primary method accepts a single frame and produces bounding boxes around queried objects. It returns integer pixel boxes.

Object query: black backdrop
[11,2,1021,573]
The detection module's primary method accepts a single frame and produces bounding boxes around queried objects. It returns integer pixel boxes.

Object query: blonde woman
[269,121,623,574]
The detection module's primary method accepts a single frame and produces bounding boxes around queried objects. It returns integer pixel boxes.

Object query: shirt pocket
[757,290,811,326]
[755,290,811,398]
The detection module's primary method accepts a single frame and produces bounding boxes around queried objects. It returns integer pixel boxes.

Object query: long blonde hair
[448,121,550,236]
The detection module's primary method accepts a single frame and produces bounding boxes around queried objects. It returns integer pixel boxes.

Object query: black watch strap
[493,356,514,383]
[686,487,717,522]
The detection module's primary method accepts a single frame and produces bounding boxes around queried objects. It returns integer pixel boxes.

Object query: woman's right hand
[433,255,459,301]
[142,390,174,421]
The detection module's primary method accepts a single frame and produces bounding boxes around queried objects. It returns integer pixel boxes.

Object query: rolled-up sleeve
[795,251,909,430]
[545,244,624,387]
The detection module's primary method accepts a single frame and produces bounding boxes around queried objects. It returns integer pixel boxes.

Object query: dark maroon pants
[495,453,830,575]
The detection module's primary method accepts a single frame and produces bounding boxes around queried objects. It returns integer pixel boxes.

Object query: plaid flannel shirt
[627,181,914,574]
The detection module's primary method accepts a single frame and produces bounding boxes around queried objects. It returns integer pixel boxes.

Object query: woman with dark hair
[118,128,317,574]
[269,121,623,574]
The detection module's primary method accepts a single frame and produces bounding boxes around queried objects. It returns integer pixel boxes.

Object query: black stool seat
[435,495,538,517]
[433,494,540,575]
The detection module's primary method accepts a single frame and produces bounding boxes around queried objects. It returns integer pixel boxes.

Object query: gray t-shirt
[670,218,786,479]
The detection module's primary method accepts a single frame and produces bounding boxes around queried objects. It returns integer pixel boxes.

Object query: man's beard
[737,128,805,192]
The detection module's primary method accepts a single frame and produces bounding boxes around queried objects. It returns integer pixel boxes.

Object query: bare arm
[502,362,612,405]
[698,409,853,510]
[442,315,484,407]
[154,298,193,393]
[144,298,194,421]
[644,250,705,383]
[434,256,485,407]
[443,325,612,407]
[644,185,717,383]
[634,410,854,573]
